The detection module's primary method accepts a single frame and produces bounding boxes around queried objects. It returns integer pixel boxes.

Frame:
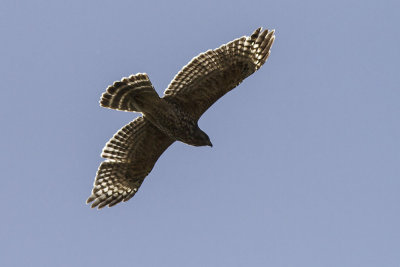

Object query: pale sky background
[1,0,399,266]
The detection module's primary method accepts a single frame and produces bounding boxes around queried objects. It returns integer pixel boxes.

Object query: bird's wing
[163,27,275,120]
[87,116,174,209]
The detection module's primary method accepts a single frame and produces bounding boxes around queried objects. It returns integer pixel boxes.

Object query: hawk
[87,27,275,209]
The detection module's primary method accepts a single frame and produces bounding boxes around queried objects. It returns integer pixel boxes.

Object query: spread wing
[163,27,275,120]
[87,116,174,209]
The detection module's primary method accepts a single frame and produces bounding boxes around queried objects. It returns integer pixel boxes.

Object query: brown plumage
[87,27,275,209]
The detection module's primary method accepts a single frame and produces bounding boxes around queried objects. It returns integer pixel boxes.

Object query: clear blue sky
[1,0,399,266]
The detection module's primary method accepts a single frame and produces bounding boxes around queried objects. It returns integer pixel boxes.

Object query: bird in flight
[87,27,275,209]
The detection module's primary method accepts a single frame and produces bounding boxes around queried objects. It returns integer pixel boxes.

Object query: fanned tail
[100,73,160,112]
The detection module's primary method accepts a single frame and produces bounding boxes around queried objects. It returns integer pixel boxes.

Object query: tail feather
[100,73,159,112]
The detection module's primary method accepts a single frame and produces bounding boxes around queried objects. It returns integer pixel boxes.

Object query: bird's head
[192,128,213,147]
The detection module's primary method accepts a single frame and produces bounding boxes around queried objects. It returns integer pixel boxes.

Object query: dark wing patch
[87,117,174,209]
[163,28,275,119]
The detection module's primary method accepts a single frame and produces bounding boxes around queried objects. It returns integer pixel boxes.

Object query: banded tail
[100,73,160,112]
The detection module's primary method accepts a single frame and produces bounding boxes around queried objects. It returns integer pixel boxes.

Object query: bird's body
[143,98,211,147]
[87,27,275,209]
